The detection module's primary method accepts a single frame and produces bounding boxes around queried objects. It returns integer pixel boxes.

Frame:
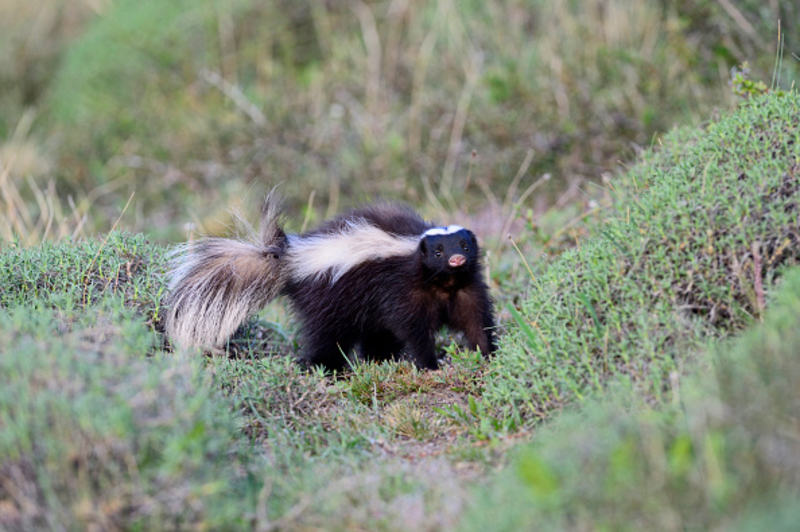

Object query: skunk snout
[448,254,466,268]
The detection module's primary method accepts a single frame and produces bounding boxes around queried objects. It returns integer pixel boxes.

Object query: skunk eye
[435,246,444,257]
[461,240,470,251]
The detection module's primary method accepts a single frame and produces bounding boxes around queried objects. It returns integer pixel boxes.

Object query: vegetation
[0,232,166,316]
[465,267,800,531]
[486,90,800,426]
[2,0,798,243]
[0,306,249,530]
[2,0,800,529]
[2,90,798,529]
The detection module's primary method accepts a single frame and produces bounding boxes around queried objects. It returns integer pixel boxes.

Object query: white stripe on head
[286,221,421,283]
[423,225,465,237]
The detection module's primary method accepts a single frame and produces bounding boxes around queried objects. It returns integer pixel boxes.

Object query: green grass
[2,80,800,532]
[0,232,168,321]
[462,266,800,531]
[4,0,796,241]
[0,306,253,530]
[485,91,800,426]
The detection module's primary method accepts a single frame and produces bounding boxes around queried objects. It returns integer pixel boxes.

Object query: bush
[463,267,800,530]
[0,306,252,530]
[485,91,800,425]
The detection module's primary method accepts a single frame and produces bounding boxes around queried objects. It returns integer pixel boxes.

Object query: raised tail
[163,195,288,350]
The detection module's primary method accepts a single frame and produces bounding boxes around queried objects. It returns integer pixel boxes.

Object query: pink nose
[449,254,466,267]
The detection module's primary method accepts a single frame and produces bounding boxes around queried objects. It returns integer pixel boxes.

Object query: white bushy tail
[163,195,287,349]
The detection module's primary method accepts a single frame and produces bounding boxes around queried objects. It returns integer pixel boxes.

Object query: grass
[1,89,799,529]
[0,231,167,320]
[2,0,800,527]
[3,0,796,242]
[484,90,800,426]
[0,306,252,530]
[463,266,800,531]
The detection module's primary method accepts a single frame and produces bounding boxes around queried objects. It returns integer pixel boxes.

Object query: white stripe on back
[286,221,422,283]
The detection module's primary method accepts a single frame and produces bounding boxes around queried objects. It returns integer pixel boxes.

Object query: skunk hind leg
[298,332,356,374]
[358,329,405,363]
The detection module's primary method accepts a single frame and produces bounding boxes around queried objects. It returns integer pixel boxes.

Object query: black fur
[283,205,496,371]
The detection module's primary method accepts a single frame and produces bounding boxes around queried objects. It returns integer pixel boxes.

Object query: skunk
[163,196,496,371]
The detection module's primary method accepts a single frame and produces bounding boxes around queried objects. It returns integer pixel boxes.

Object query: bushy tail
[163,195,288,349]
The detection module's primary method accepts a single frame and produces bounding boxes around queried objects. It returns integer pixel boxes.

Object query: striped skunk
[164,195,496,371]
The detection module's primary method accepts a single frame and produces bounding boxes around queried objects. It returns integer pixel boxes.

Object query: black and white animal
[164,196,496,371]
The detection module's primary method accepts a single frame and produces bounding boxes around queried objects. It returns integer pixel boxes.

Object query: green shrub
[0,306,252,530]
[462,267,800,531]
[486,91,800,425]
[0,232,167,322]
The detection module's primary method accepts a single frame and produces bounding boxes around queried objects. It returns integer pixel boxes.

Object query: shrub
[485,91,800,425]
[0,306,252,530]
[463,267,800,530]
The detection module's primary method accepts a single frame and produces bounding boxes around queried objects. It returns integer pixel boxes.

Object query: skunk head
[419,226,479,275]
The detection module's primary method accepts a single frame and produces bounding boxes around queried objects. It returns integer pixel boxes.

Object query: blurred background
[0,0,796,245]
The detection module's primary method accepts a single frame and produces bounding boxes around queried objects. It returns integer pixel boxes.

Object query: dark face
[419,229,478,274]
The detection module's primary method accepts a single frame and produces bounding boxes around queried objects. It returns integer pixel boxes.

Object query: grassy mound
[0,306,252,530]
[486,92,800,425]
[0,232,167,320]
[464,266,800,530]
[0,234,246,528]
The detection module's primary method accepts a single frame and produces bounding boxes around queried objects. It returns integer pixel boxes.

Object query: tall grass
[2,0,795,241]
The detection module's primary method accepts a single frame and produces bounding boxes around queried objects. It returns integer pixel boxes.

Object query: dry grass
[0,112,88,245]
[5,0,788,244]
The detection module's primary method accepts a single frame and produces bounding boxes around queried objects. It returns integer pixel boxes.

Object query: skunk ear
[419,236,429,256]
